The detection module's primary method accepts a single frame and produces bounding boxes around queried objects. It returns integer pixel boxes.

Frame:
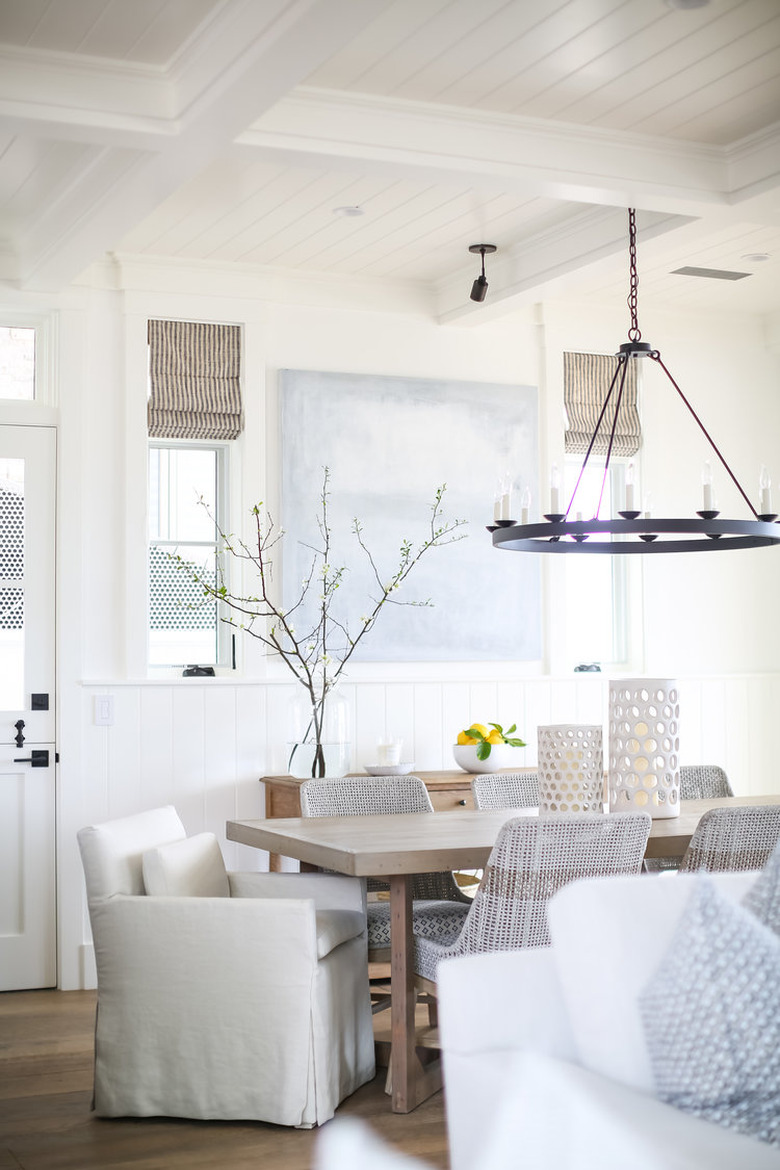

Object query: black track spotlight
[469,244,496,302]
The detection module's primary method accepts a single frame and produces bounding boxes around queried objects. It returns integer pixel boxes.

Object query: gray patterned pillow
[744,839,780,937]
[640,878,780,1147]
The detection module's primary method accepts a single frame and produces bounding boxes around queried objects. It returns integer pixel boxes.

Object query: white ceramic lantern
[537,724,604,814]
[609,679,680,819]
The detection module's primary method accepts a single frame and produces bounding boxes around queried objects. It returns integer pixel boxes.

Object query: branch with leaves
[176,468,467,776]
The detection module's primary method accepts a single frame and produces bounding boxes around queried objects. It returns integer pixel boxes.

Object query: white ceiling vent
[671,266,751,281]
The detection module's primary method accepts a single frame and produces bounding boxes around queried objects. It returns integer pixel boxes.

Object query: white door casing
[0,424,56,990]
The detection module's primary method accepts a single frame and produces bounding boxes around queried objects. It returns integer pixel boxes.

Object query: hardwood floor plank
[0,991,448,1170]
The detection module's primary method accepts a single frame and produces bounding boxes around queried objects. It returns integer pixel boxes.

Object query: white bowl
[452,743,522,774]
[363,762,415,776]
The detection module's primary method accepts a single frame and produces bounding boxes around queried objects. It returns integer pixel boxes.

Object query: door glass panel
[0,459,24,708]
[0,327,35,400]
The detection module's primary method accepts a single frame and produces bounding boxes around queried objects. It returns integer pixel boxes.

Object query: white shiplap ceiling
[0,0,778,321]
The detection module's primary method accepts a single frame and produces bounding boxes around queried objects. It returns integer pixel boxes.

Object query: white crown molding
[99,251,433,316]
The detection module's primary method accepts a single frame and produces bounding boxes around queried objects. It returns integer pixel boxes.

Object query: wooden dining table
[226,793,780,1114]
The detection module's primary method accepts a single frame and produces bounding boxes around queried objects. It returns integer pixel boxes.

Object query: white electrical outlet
[94,695,115,726]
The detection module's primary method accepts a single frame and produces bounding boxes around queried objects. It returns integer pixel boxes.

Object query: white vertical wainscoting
[81,673,780,870]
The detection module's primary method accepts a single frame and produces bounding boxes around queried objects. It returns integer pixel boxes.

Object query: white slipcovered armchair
[78,805,375,1127]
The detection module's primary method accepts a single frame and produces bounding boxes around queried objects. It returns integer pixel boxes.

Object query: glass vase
[286,685,351,778]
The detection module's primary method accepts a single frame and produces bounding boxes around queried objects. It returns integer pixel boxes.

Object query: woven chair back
[678,765,733,800]
[471,772,540,810]
[300,775,465,901]
[679,804,780,872]
[457,812,651,952]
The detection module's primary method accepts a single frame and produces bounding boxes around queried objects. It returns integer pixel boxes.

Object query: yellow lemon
[468,723,489,738]
[486,730,503,744]
[457,730,477,745]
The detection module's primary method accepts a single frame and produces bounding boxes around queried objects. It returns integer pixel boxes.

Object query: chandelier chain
[627,208,641,342]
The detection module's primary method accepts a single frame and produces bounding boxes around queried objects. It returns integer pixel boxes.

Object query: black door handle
[13,749,49,767]
[14,719,25,747]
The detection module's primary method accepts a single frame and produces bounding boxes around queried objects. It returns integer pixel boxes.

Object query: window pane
[0,459,25,707]
[564,461,616,665]
[149,447,217,542]
[0,327,35,401]
[148,543,217,667]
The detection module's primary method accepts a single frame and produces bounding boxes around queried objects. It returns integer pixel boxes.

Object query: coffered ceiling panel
[0,0,777,318]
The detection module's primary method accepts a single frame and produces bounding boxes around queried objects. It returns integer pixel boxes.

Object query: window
[563,458,629,668]
[146,318,243,671]
[148,443,229,668]
[0,326,36,400]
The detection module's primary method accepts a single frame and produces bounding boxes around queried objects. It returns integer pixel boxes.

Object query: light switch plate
[93,695,114,726]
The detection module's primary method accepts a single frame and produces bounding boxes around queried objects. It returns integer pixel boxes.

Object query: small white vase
[537,724,604,814]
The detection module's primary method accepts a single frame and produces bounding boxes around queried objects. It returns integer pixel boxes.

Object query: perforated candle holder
[537,724,604,814]
[609,679,680,819]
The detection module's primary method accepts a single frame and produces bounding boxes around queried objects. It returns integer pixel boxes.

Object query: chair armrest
[480,1051,780,1170]
[438,948,576,1059]
[90,894,321,988]
[228,871,367,914]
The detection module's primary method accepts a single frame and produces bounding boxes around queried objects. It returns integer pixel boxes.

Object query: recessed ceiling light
[665,0,710,9]
[333,206,364,217]
[741,252,771,263]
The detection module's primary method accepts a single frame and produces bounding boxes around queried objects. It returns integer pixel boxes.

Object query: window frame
[147,437,232,672]
[562,456,635,672]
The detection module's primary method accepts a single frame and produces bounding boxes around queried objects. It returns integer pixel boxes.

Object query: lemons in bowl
[453,722,526,774]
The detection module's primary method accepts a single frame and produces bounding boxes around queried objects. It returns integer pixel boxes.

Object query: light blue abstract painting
[279,370,540,662]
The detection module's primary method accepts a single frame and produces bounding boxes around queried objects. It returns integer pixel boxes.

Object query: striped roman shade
[147,319,243,440]
[564,351,640,457]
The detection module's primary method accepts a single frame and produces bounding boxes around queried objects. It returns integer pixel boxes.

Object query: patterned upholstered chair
[679,764,734,799]
[679,804,780,873]
[300,776,472,966]
[471,771,540,809]
[414,812,651,992]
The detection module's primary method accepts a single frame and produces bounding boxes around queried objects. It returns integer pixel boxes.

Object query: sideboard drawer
[429,787,474,812]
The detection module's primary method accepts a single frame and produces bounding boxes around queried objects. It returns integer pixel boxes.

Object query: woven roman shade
[147,319,243,440]
[564,351,640,457]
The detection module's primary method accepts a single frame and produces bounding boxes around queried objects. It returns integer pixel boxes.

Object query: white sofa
[316,867,780,1168]
[78,805,375,1127]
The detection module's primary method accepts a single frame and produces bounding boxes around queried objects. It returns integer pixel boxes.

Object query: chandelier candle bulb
[493,495,502,523]
[550,464,561,515]
[500,487,512,521]
[760,465,772,514]
[625,463,636,512]
[701,462,713,511]
[520,486,531,525]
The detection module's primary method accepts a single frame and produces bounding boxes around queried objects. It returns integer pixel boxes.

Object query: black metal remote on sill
[182,665,215,677]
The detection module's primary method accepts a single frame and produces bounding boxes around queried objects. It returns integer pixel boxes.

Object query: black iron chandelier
[490,209,780,555]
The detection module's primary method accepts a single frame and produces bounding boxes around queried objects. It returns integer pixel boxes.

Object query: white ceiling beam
[241,89,780,218]
[13,0,394,291]
[434,208,695,324]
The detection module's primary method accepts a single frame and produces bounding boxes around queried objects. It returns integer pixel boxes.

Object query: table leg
[389,874,442,1113]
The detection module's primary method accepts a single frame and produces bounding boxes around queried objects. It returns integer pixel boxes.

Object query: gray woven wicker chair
[679,804,780,872]
[414,811,651,990]
[300,776,471,965]
[679,764,734,799]
[644,764,734,872]
[471,772,539,809]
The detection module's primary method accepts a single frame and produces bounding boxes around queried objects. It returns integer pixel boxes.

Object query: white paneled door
[0,425,56,990]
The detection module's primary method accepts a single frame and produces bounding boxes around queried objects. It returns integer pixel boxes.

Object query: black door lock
[13,749,49,767]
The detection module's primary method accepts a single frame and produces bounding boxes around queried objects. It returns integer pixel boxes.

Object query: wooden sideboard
[260,769,539,870]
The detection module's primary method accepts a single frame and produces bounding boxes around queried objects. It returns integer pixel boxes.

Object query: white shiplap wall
[81,672,780,872]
